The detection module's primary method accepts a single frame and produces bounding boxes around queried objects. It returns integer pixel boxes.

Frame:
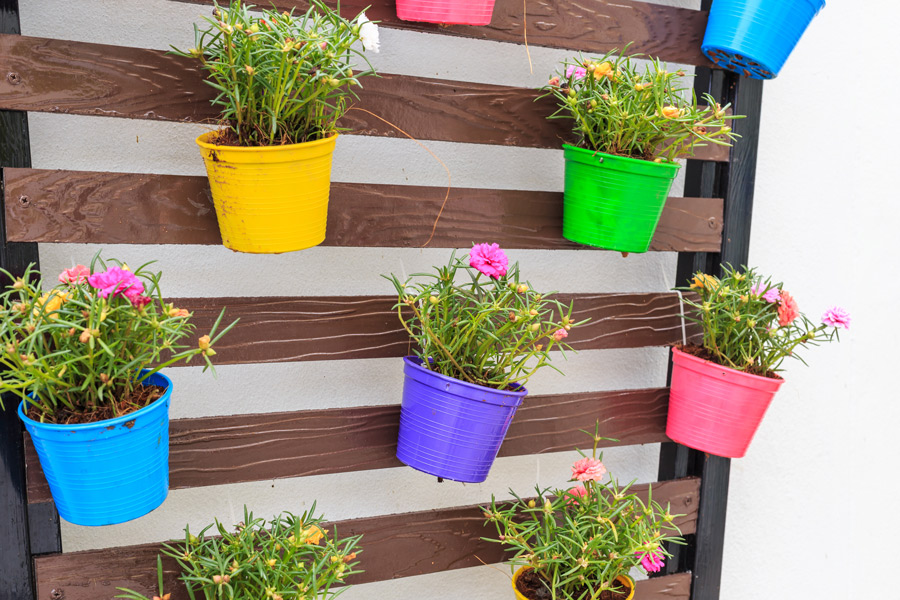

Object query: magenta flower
[553,328,568,342]
[469,243,509,279]
[571,457,606,482]
[87,267,145,302]
[636,550,665,573]
[58,265,90,285]
[822,306,851,330]
[750,283,781,303]
[131,295,153,310]
[566,65,587,80]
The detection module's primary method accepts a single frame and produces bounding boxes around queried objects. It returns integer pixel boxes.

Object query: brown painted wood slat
[178,0,713,68]
[0,34,729,161]
[25,387,673,503]
[33,478,698,599]
[3,168,725,252]
[161,292,698,365]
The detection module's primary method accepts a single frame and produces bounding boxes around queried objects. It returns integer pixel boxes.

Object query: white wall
[19,0,892,598]
[722,2,900,599]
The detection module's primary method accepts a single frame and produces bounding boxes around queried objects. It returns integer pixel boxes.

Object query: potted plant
[384,243,586,483]
[396,0,496,26]
[0,257,235,526]
[172,0,380,254]
[540,50,739,253]
[484,428,684,600]
[669,265,850,458]
[702,0,826,79]
[117,505,362,600]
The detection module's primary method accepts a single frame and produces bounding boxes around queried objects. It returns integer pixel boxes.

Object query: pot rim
[195,130,339,151]
[511,566,634,600]
[562,143,682,171]
[403,356,528,397]
[671,346,785,386]
[18,370,172,431]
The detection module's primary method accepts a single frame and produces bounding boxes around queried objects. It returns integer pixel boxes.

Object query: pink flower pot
[395,0,496,25]
[666,347,784,458]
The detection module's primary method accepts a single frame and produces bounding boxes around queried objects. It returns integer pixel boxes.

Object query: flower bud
[516,284,529,293]
[79,329,92,343]
[213,575,224,584]
[527,499,536,508]
[12,278,24,290]
[429,295,439,305]
[198,335,211,351]
[267,558,277,567]
[530,323,540,332]
[249,23,260,33]
[245,65,255,76]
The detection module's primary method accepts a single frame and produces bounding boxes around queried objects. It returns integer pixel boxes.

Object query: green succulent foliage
[171,0,377,146]
[540,48,740,162]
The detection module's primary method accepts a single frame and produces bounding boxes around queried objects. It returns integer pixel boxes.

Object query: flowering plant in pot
[484,428,684,600]
[702,0,826,79]
[117,504,362,600]
[540,49,739,253]
[172,0,380,254]
[396,0,495,26]
[668,265,850,457]
[0,257,235,525]
[384,243,587,483]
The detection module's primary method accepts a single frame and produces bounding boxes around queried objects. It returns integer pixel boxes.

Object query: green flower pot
[562,145,681,253]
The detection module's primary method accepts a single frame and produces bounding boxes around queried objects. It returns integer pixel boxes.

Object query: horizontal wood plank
[0,34,729,160]
[178,0,713,68]
[33,478,698,598]
[163,292,698,365]
[25,387,673,503]
[3,168,725,252]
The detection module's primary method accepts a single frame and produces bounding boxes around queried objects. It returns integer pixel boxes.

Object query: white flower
[358,12,380,53]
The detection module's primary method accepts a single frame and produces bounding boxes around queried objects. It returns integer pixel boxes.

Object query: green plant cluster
[0,257,234,421]
[385,249,586,390]
[682,265,845,376]
[541,49,739,162]
[116,506,362,600]
[483,428,683,600]
[172,0,377,146]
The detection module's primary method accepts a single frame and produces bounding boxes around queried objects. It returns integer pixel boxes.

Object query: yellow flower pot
[511,567,634,600]
[196,132,338,254]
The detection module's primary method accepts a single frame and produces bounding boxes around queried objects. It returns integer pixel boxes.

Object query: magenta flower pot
[395,0,496,25]
[396,357,527,483]
[666,347,784,458]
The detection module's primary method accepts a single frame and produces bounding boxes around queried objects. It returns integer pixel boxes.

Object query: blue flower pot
[19,370,172,526]
[702,0,826,79]
[396,357,527,483]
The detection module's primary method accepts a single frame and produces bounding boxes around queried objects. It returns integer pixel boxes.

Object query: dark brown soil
[26,383,166,425]
[516,569,632,600]
[675,344,783,380]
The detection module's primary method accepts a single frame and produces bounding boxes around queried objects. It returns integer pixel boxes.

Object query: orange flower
[168,307,190,318]
[690,274,717,290]
[661,106,683,119]
[593,61,612,79]
[302,525,326,545]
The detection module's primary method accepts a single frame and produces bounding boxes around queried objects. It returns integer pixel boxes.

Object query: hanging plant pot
[196,132,338,254]
[396,356,527,483]
[512,567,635,600]
[18,370,173,526]
[395,0,496,25]
[702,0,826,79]
[666,347,784,458]
[562,145,680,253]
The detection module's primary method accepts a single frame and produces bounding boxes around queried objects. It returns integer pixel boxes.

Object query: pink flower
[571,457,606,482]
[822,306,851,330]
[469,243,509,279]
[636,550,665,573]
[553,328,568,341]
[777,291,799,327]
[566,65,587,80]
[87,267,145,302]
[58,265,90,285]
[763,288,782,304]
[131,295,153,310]
[565,485,588,506]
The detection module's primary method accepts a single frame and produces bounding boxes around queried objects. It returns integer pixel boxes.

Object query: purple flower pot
[396,356,528,483]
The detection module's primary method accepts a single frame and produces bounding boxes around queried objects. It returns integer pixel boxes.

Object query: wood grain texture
[3,168,725,252]
[177,0,713,68]
[160,292,699,365]
[33,478,698,599]
[0,34,729,160]
[25,387,672,503]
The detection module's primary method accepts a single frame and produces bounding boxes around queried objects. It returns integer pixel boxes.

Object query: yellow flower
[690,274,717,290]
[33,291,69,319]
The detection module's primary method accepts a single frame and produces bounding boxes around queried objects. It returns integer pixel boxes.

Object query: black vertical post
[656,1,766,598]
[1,1,52,599]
